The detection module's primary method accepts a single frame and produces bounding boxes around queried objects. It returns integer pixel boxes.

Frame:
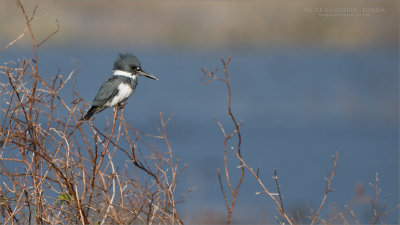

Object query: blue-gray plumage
[83,53,158,120]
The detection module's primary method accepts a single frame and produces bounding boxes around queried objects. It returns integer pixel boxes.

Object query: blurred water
[1,46,398,223]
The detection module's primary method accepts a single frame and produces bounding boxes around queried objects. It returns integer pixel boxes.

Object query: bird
[82,53,158,120]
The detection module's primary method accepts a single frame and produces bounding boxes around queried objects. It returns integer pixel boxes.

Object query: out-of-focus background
[1,0,398,223]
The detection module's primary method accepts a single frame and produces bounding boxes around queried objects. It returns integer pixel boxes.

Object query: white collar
[113,70,136,79]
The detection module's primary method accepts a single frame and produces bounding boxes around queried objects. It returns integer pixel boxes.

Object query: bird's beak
[137,70,159,80]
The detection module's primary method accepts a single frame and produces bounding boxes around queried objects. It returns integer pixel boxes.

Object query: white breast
[105,83,134,107]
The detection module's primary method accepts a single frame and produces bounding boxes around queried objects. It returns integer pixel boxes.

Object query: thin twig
[36,19,60,47]
[0,26,28,53]
[310,152,339,225]
[273,169,286,216]
[231,148,293,225]
[202,57,244,224]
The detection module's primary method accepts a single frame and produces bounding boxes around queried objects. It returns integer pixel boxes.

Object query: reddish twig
[231,148,293,225]
[310,152,339,225]
[36,19,59,48]
[273,169,286,216]
[202,57,244,224]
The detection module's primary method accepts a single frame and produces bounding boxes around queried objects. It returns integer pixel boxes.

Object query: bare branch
[310,152,339,225]
[36,19,60,48]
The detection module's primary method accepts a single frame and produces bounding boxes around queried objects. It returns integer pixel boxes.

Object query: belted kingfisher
[83,53,158,120]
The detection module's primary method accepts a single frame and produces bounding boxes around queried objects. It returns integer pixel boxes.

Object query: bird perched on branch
[82,53,158,120]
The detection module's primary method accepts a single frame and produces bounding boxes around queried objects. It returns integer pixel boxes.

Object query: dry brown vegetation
[201,58,399,225]
[0,1,184,224]
[0,1,398,224]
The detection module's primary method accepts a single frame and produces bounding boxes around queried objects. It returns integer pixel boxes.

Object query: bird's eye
[130,65,138,70]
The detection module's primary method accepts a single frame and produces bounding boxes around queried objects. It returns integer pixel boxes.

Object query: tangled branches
[0,1,184,224]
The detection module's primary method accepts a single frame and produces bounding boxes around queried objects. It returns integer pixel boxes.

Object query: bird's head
[113,53,158,80]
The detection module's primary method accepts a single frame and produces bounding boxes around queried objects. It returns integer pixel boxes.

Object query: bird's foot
[117,102,128,109]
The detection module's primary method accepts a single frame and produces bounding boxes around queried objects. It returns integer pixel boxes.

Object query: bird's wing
[91,76,120,106]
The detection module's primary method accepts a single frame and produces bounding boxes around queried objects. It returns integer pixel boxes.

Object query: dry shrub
[0,1,184,224]
[202,58,399,225]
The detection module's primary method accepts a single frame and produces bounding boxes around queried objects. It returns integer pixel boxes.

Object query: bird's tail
[82,106,98,120]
